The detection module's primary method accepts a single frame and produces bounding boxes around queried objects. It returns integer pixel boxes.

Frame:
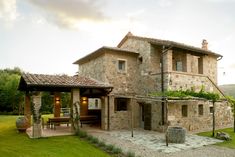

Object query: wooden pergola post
[54,92,61,117]
[24,91,31,127]
[71,89,80,133]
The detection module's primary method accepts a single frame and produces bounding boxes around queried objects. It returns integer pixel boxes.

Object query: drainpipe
[161,45,173,126]
[161,45,165,125]
[107,96,110,131]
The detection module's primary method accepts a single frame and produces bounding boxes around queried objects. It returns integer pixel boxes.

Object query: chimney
[202,39,208,50]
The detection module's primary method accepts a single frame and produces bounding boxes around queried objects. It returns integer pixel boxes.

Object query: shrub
[112,147,122,154]
[77,130,87,138]
[90,137,99,144]
[106,144,114,151]
[87,135,93,141]
[127,151,135,157]
[98,141,106,147]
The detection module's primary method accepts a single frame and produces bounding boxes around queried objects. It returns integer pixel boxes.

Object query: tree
[0,67,24,114]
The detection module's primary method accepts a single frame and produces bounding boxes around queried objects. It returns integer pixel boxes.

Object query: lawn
[0,115,111,157]
[198,128,235,149]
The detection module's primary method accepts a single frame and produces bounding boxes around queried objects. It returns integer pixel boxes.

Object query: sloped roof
[117,32,222,57]
[18,73,112,91]
[73,46,139,65]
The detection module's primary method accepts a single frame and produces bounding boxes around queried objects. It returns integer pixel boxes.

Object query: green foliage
[41,92,53,114]
[98,140,106,147]
[0,67,71,115]
[126,151,135,157]
[90,136,99,144]
[112,147,122,154]
[76,130,88,138]
[61,92,71,108]
[150,88,220,101]
[105,144,114,151]
[87,135,93,141]
[0,115,111,157]
[0,67,24,114]
[198,128,235,149]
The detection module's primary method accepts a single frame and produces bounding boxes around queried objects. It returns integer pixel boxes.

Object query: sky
[0,0,235,85]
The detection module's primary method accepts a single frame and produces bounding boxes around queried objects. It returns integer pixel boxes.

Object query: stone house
[73,32,233,132]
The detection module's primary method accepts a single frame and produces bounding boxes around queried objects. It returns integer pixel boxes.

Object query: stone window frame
[198,104,203,116]
[114,98,128,112]
[181,105,188,117]
[117,59,127,73]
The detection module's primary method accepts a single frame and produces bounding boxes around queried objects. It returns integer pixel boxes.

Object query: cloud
[27,0,107,29]
[0,0,18,24]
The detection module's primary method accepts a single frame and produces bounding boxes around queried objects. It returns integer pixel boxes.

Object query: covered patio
[18,73,112,138]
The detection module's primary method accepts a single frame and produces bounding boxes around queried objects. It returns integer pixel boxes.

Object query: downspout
[161,46,165,125]
[107,88,113,131]
[108,95,110,131]
[161,45,173,126]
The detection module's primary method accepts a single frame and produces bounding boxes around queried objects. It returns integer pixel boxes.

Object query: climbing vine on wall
[150,88,220,101]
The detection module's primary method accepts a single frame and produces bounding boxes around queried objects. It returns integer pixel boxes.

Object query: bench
[80,115,99,128]
[47,117,70,129]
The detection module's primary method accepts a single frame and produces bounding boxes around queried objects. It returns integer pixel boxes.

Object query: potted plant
[16,116,29,133]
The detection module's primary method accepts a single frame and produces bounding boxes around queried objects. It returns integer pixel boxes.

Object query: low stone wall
[110,111,130,130]
[167,100,233,132]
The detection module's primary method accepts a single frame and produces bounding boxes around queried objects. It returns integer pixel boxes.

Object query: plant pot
[16,116,29,133]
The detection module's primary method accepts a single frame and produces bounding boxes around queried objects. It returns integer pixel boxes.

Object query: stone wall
[109,96,130,130]
[151,102,162,131]
[79,54,106,82]
[203,55,217,83]
[104,51,138,95]
[166,72,221,93]
[167,100,233,132]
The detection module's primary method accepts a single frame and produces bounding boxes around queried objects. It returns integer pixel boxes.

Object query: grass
[198,128,235,149]
[0,115,111,157]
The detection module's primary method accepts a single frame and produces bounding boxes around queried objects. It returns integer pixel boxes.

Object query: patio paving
[82,127,226,157]
[26,125,73,138]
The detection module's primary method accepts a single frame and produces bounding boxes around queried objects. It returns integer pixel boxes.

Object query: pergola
[18,73,113,138]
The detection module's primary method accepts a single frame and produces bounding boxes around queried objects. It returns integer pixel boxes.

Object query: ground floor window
[198,104,203,116]
[209,106,214,114]
[182,105,188,117]
[115,98,128,111]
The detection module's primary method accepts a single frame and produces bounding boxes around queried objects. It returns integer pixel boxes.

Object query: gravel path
[83,128,235,157]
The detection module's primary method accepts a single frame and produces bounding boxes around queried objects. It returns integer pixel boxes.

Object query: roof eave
[149,41,222,58]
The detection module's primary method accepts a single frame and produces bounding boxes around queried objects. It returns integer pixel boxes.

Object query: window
[198,104,203,116]
[210,106,214,114]
[118,60,126,72]
[115,98,128,111]
[182,105,188,117]
[176,61,183,71]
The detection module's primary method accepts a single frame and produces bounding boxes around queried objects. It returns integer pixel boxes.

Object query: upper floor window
[176,61,183,71]
[118,59,126,72]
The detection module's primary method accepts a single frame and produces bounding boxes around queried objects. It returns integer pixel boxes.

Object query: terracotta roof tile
[117,32,222,57]
[19,73,112,90]
[73,46,139,65]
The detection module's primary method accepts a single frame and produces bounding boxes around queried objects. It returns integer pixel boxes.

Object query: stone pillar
[101,96,108,130]
[54,92,61,117]
[186,54,192,73]
[32,92,42,138]
[163,50,173,72]
[24,92,31,127]
[71,89,80,132]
